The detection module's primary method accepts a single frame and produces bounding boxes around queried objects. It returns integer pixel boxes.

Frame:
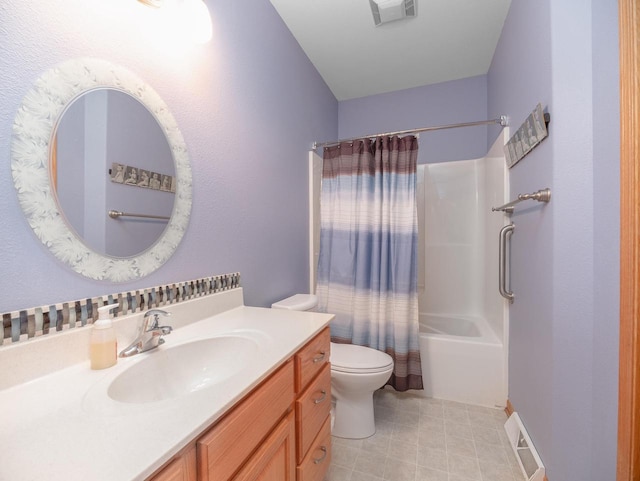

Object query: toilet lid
[271,294,318,311]
[330,343,394,374]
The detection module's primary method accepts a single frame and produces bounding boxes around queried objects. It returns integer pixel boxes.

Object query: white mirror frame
[11,58,192,282]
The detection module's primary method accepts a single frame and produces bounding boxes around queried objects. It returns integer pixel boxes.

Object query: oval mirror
[11,58,192,282]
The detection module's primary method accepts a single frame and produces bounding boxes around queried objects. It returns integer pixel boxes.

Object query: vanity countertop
[0,289,332,481]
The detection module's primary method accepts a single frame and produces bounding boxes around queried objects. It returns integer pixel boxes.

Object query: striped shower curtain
[316,135,423,391]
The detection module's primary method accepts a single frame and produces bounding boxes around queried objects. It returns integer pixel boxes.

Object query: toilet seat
[330,343,394,374]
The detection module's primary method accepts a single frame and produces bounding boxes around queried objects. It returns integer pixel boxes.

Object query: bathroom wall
[338,75,488,164]
[0,0,338,312]
[487,0,619,479]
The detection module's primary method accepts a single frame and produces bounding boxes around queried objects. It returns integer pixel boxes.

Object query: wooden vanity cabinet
[294,328,331,479]
[149,445,197,481]
[147,328,331,481]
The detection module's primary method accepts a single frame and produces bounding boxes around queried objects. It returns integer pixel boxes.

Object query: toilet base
[331,392,376,439]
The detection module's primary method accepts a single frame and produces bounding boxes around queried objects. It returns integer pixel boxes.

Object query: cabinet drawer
[295,328,330,392]
[295,363,331,462]
[296,416,331,481]
[198,360,294,481]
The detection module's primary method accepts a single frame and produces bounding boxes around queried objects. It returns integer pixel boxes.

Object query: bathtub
[418,313,506,408]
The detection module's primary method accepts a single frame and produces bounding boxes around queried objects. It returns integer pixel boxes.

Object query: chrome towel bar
[499,224,515,303]
[492,188,551,214]
[108,210,170,221]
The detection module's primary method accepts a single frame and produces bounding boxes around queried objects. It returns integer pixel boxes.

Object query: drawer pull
[313,446,328,464]
[312,351,326,363]
[313,389,327,404]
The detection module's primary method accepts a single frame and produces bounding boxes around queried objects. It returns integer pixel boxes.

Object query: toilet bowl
[271,294,394,439]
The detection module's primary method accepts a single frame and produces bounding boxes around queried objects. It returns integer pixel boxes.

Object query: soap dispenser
[90,303,119,370]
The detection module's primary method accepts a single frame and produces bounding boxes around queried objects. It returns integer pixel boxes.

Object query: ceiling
[269,0,511,101]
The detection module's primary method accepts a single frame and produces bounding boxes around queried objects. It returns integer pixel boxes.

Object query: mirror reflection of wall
[54,88,175,258]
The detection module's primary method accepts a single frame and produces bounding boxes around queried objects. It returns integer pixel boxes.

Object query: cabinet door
[232,412,295,481]
[148,445,196,481]
[198,361,294,481]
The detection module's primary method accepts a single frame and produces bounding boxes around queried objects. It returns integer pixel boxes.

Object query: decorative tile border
[1,273,241,346]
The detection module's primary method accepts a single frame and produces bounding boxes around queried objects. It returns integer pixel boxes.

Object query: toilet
[271,294,394,439]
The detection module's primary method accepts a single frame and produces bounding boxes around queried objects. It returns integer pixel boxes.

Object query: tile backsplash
[1,272,241,346]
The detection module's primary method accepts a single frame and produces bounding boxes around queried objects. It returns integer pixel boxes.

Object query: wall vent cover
[504,413,546,481]
[369,0,416,26]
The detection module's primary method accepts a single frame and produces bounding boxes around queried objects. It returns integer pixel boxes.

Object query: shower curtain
[316,135,423,391]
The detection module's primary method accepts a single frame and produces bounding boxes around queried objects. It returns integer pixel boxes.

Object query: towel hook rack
[492,188,551,214]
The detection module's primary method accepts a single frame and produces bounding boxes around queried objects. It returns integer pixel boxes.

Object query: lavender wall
[0,0,337,312]
[488,1,619,479]
[338,75,488,164]
[488,0,555,470]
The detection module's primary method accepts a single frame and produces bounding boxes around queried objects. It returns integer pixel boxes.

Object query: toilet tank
[271,294,318,311]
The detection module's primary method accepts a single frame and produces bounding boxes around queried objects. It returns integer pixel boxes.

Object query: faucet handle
[143,309,171,329]
[160,325,173,335]
[144,309,170,318]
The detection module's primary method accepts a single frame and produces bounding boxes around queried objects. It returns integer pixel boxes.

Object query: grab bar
[492,188,551,214]
[108,210,170,221]
[499,224,515,303]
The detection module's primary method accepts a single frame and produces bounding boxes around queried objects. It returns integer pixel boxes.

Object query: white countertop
[0,289,332,481]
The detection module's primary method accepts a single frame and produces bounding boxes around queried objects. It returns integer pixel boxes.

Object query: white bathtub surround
[419,314,505,407]
[420,314,483,337]
[416,130,509,407]
[0,288,332,481]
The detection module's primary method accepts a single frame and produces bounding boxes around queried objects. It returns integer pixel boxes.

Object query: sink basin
[108,336,259,404]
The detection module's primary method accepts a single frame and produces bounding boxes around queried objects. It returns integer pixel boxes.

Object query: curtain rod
[312,115,508,150]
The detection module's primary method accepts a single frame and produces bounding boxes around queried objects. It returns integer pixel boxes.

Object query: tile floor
[326,388,525,481]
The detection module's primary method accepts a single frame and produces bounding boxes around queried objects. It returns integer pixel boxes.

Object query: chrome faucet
[119,309,173,357]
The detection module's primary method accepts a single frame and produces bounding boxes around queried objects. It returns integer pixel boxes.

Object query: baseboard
[505,399,515,417]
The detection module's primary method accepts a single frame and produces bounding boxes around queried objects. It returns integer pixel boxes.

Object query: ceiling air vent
[369,0,416,26]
